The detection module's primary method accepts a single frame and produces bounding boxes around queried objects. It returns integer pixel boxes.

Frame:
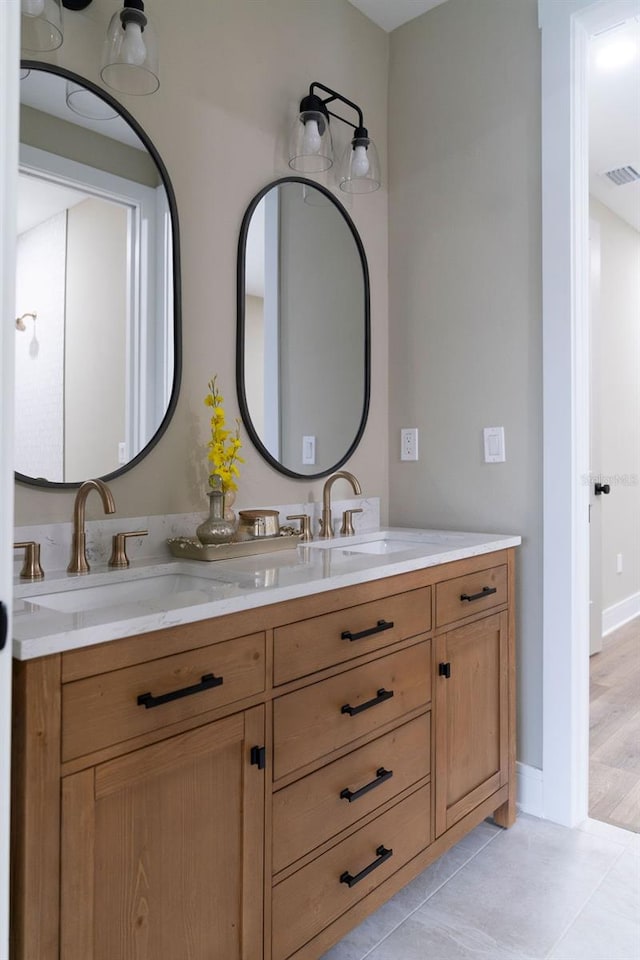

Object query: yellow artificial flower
[204,376,243,493]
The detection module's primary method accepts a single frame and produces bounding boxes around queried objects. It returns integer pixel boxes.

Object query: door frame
[539,0,640,826]
[0,0,19,951]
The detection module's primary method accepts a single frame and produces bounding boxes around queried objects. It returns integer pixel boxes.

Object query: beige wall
[590,198,640,612]
[388,0,543,768]
[15,0,389,522]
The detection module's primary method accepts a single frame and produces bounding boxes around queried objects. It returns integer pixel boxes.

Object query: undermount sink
[337,539,419,555]
[305,529,471,552]
[22,571,226,614]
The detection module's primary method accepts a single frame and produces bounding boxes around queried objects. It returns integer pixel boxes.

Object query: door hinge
[438,661,451,679]
[250,745,266,770]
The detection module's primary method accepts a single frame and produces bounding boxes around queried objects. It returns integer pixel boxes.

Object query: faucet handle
[340,508,363,537]
[14,541,45,581]
[286,514,313,542]
[108,530,148,569]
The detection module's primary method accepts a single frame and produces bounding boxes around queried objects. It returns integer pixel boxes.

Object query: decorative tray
[167,530,301,562]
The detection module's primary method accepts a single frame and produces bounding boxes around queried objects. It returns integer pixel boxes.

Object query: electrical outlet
[118,441,127,465]
[616,553,623,574]
[401,428,418,461]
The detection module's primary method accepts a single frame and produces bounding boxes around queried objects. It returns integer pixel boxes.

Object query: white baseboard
[516,762,544,818]
[602,592,640,636]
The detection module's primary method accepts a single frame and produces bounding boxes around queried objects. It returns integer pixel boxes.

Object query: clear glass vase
[196,482,235,544]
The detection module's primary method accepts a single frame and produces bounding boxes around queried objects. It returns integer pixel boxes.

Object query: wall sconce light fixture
[20,0,65,53]
[65,81,119,120]
[101,0,159,96]
[289,82,381,194]
[20,0,159,96]
[15,313,40,357]
[15,312,35,332]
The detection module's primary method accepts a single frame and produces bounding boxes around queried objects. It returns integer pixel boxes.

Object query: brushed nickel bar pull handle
[340,845,393,888]
[460,586,497,603]
[341,619,394,642]
[340,767,393,803]
[341,688,394,717]
[137,673,223,709]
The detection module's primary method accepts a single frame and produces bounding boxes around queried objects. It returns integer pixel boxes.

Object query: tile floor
[322,815,640,960]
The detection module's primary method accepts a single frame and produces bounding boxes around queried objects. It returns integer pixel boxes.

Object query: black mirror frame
[16,60,182,490]
[236,177,370,480]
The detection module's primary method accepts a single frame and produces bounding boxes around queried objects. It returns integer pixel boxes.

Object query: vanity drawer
[274,586,431,685]
[272,712,430,874]
[273,641,431,781]
[435,564,507,627]
[272,783,431,960]
[62,632,265,761]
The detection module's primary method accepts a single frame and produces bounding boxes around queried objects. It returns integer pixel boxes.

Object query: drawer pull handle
[460,586,497,603]
[137,673,223,709]
[341,688,394,717]
[340,845,393,888]
[341,619,394,642]
[340,767,393,803]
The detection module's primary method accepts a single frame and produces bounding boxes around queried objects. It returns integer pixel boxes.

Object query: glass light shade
[66,81,119,120]
[339,135,381,194]
[100,5,159,96]
[20,0,63,52]
[302,183,333,207]
[288,110,333,173]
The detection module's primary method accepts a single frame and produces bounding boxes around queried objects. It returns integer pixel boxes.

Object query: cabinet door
[61,707,265,960]
[434,612,508,836]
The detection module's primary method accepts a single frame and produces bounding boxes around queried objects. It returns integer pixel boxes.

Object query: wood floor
[589,616,640,833]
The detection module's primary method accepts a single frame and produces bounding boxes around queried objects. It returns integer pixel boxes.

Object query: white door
[0,1,19,953]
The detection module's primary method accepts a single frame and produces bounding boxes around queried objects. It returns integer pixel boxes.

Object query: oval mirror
[237,178,370,478]
[15,62,181,488]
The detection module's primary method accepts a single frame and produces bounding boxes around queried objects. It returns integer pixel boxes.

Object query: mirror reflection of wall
[16,66,178,487]
[278,183,363,470]
[240,179,369,478]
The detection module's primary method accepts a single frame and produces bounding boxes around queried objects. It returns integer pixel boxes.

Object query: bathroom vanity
[10,531,518,960]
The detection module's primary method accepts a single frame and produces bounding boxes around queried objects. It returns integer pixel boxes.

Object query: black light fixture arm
[308,81,365,132]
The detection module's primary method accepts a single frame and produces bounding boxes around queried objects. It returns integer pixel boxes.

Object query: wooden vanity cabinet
[61,707,265,960]
[434,612,509,836]
[10,549,516,960]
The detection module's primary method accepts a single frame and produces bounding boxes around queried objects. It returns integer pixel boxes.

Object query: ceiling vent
[602,165,640,186]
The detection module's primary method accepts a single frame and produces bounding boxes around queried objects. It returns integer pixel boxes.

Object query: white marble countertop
[12,528,521,660]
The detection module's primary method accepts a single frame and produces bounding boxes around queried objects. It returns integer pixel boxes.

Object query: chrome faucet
[319,471,362,539]
[68,479,116,574]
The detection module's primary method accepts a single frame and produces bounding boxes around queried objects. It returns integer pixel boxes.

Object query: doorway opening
[586,16,640,833]
[540,0,640,828]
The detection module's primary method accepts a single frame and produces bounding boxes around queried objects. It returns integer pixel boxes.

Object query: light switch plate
[483,426,505,463]
[302,435,316,465]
